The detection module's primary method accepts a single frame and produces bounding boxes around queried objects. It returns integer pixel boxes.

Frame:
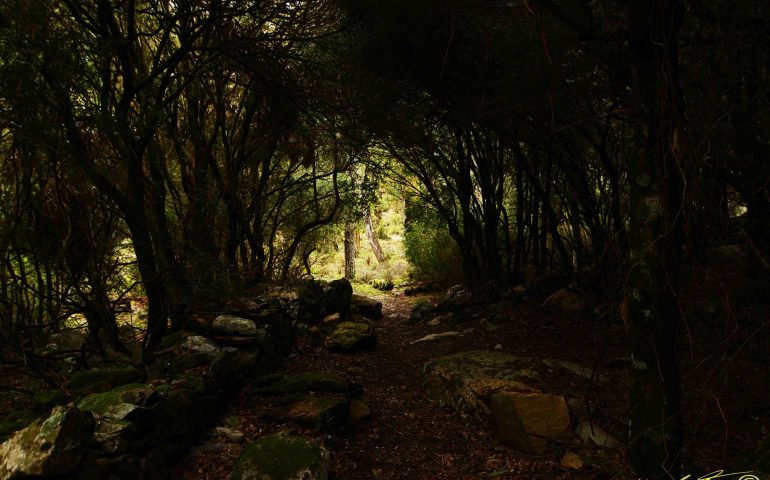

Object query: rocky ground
[172,291,634,479]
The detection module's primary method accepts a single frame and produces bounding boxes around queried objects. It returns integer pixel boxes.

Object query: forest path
[174,291,578,479]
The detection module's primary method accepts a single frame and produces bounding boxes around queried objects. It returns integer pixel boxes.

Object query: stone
[0,411,38,443]
[408,300,434,323]
[541,288,583,311]
[560,451,585,469]
[215,336,263,347]
[322,278,353,317]
[215,427,245,443]
[213,315,262,337]
[349,400,371,421]
[231,434,330,480]
[77,384,163,417]
[444,284,471,305]
[206,350,258,390]
[0,406,95,479]
[322,313,341,326]
[68,367,147,395]
[491,391,570,453]
[351,294,383,319]
[324,322,376,352]
[410,331,463,344]
[181,335,221,355]
[422,351,540,415]
[575,421,620,449]
[276,397,349,429]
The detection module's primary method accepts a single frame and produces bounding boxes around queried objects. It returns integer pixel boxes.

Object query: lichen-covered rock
[491,391,570,453]
[0,406,94,479]
[214,315,264,337]
[574,421,620,449]
[422,351,540,414]
[323,322,376,352]
[68,367,147,395]
[206,350,258,390]
[351,294,383,319]
[181,335,221,355]
[231,434,329,480]
[77,383,163,417]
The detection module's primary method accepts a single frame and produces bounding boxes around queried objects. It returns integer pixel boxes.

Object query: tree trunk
[626,0,685,476]
[344,222,356,279]
[364,206,387,265]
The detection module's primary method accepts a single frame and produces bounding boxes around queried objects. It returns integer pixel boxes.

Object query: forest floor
[173,291,640,480]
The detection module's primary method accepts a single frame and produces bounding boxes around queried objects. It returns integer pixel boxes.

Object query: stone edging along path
[0,278,361,480]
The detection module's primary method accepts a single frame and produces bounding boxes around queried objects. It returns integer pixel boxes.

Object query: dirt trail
[174,292,598,479]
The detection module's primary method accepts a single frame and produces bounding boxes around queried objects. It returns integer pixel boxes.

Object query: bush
[403,201,463,285]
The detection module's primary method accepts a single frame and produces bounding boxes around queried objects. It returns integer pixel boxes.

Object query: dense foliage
[1,0,768,476]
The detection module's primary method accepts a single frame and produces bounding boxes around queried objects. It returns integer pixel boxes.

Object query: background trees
[0,0,768,476]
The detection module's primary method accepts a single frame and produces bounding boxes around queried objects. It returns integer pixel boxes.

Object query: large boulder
[321,278,353,317]
[231,434,330,480]
[422,351,540,414]
[213,315,265,338]
[0,406,95,479]
[351,294,383,319]
[323,322,376,352]
[491,391,570,453]
[181,335,221,355]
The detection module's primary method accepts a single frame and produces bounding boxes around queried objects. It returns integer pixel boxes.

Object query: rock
[44,330,88,354]
[78,384,163,417]
[511,285,527,295]
[206,350,258,390]
[0,411,38,443]
[215,427,245,443]
[349,400,371,421]
[322,313,342,326]
[351,294,383,319]
[322,278,353,317]
[575,421,620,449]
[231,434,330,480]
[541,288,583,311]
[426,313,453,327]
[324,322,376,352]
[408,300,434,323]
[181,335,221,355]
[68,367,147,395]
[252,372,354,396]
[410,331,464,344]
[422,351,540,415]
[491,391,570,453]
[493,344,504,350]
[0,406,95,479]
[275,397,349,429]
[444,284,471,305]
[213,315,262,337]
[214,336,263,347]
[560,451,585,469]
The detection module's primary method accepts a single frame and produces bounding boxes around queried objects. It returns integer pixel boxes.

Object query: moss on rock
[231,434,329,480]
[69,367,147,395]
[323,322,376,352]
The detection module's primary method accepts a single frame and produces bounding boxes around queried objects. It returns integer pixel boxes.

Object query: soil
[172,292,635,479]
